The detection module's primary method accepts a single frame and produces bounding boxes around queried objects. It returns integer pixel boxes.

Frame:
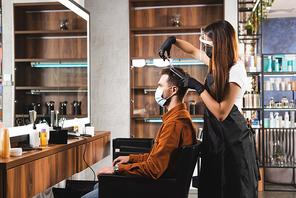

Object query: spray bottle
[284,112,289,128]
[275,112,279,128]
[269,112,274,128]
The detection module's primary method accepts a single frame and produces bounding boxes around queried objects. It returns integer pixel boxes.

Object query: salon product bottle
[30,124,39,147]
[2,128,10,159]
[74,118,79,135]
[267,56,272,72]
[242,91,246,108]
[0,123,4,157]
[78,119,85,135]
[274,59,279,72]
[288,60,292,72]
[289,100,295,108]
[275,112,279,128]
[248,91,253,108]
[253,91,257,108]
[40,129,47,147]
[269,97,275,108]
[244,91,249,108]
[284,112,289,128]
[291,111,295,128]
[256,92,260,108]
[270,112,274,128]
[189,100,196,115]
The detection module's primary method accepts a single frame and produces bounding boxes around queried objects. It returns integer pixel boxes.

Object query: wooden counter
[0,131,110,198]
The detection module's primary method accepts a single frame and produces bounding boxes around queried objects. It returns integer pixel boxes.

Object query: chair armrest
[98,174,176,198]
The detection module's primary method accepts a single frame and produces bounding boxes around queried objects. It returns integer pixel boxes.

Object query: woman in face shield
[159,19,260,198]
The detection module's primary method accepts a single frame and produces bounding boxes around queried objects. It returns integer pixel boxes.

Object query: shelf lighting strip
[31,61,87,68]
[26,10,72,13]
[145,118,204,123]
[135,32,201,36]
[27,36,87,39]
[144,88,195,94]
[132,58,205,67]
[135,4,223,10]
[27,89,87,95]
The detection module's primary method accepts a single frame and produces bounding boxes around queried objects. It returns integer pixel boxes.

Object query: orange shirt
[118,103,197,179]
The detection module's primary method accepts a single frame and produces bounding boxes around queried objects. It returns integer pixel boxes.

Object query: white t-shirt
[228,61,247,112]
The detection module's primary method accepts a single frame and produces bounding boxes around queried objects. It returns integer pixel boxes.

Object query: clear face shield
[199,30,213,59]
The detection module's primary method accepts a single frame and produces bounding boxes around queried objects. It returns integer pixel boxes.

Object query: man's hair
[160,67,190,99]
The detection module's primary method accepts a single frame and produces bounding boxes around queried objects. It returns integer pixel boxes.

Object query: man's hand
[97,167,115,179]
[112,156,129,166]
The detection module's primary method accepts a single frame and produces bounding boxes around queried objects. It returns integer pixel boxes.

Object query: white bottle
[78,119,85,135]
[30,124,40,147]
[291,111,295,128]
[275,112,279,128]
[270,112,274,128]
[284,112,289,128]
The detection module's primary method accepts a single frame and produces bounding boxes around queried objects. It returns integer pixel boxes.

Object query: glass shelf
[264,108,296,111]
[264,162,296,168]
[247,72,261,76]
[264,90,295,92]
[264,127,296,129]
[264,72,296,76]
[242,108,262,111]
[238,34,262,40]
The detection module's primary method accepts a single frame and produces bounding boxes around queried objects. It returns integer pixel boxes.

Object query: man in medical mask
[82,67,197,198]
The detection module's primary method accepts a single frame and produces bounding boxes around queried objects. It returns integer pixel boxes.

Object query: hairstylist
[159,20,260,198]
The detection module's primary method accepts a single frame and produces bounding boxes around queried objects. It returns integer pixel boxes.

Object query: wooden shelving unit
[15,86,87,90]
[129,0,224,138]
[15,30,87,37]
[13,2,89,126]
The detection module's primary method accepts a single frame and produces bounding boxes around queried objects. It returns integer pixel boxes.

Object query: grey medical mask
[155,87,174,107]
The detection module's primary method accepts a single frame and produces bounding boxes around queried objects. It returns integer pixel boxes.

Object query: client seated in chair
[82,67,197,198]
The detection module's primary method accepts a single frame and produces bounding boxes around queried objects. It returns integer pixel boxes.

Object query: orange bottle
[2,128,10,159]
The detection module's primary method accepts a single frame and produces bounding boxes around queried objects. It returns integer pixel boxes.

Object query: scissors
[167,58,185,79]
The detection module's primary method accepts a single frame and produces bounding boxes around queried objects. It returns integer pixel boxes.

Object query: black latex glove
[158,36,176,61]
[182,76,205,95]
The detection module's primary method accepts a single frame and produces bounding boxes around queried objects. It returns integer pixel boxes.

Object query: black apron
[198,73,260,198]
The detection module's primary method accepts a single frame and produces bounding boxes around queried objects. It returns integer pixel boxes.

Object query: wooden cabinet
[129,0,224,138]
[13,2,89,125]
[0,131,110,198]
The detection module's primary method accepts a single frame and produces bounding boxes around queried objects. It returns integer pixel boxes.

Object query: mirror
[12,0,90,127]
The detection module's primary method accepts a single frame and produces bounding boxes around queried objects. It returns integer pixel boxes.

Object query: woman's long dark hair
[204,20,239,103]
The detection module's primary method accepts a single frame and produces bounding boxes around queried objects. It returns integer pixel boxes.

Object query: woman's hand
[112,156,129,166]
[158,36,176,60]
[182,76,205,95]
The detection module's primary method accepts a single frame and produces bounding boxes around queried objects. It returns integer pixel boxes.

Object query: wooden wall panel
[14,11,87,31]
[15,38,87,59]
[133,120,204,139]
[77,135,111,172]
[6,148,76,198]
[133,90,158,115]
[134,121,162,138]
[15,65,87,87]
[134,34,200,58]
[134,6,223,28]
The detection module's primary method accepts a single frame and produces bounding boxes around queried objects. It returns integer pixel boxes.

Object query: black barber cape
[198,73,260,198]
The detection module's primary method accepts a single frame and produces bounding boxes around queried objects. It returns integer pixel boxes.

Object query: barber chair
[99,141,202,198]
[52,139,201,198]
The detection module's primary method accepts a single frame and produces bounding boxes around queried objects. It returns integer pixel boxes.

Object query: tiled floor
[188,188,296,198]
